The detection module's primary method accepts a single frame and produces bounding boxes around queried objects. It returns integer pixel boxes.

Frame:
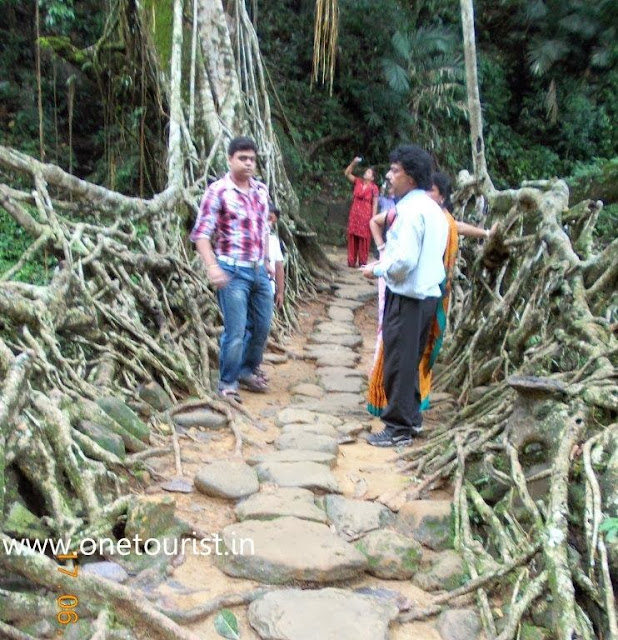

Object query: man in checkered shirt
[191,137,275,401]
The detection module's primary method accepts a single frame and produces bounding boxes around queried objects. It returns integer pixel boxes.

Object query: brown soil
[141,251,445,640]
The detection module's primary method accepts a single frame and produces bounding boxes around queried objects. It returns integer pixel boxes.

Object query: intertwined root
[396,178,617,639]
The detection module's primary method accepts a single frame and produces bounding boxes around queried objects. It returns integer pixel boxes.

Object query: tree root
[0,621,39,640]
[159,588,271,623]
[0,535,202,640]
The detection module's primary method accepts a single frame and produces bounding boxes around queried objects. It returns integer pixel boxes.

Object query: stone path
[122,257,482,640]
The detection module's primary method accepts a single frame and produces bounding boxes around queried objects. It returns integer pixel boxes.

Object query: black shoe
[367,428,414,447]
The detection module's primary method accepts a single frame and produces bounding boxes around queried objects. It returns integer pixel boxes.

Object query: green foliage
[213,609,240,639]
[381,26,467,157]
[599,517,618,543]
[39,0,76,34]
[595,203,618,244]
[0,207,57,284]
[141,0,174,72]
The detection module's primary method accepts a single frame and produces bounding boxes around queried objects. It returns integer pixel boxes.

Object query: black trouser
[381,290,439,434]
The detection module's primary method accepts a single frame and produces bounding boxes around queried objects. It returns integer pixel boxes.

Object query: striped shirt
[190,173,269,262]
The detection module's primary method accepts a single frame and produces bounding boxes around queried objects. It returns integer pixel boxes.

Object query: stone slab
[295,393,364,415]
[329,298,365,310]
[304,344,360,367]
[290,383,324,398]
[308,333,363,348]
[217,518,367,584]
[327,306,355,323]
[255,461,341,493]
[318,372,364,394]
[194,460,259,499]
[324,495,394,541]
[280,423,339,439]
[276,408,342,428]
[246,449,337,468]
[235,487,328,523]
[275,431,339,455]
[248,588,398,639]
[173,409,227,430]
[314,321,357,335]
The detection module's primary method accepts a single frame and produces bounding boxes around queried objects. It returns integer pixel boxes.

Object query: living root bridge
[0,141,320,636]
[395,177,618,639]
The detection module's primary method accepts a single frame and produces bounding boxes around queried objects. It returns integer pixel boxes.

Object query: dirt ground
[140,255,446,640]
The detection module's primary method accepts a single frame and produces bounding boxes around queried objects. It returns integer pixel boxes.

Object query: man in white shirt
[268,204,285,309]
[363,144,448,446]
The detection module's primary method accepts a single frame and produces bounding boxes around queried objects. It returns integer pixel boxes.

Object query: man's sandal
[238,373,269,393]
[254,366,269,383]
[218,388,242,403]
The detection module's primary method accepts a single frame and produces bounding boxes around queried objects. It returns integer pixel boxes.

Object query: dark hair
[389,144,432,190]
[268,202,281,219]
[228,136,258,156]
[431,171,453,212]
[367,166,378,182]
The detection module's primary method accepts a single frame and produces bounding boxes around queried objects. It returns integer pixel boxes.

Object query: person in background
[344,156,379,267]
[369,181,397,366]
[268,203,285,309]
[429,171,497,239]
[190,136,274,402]
[243,202,285,387]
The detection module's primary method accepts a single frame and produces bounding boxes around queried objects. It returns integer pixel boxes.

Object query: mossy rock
[97,396,150,442]
[520,623,552,640]
[412,550,467,592]
[395,500,454,551]
[466,458,509,504]
[125,496,177,541]
[110,533,181,576]
[3,502,50,539]
[138,381,173,411]
[355,529,422,579]
[77,420,126,459]
[61,619,93,640]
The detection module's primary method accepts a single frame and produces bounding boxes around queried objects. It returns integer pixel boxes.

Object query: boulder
[125,496,176,541]
[172,409,227,430]
[137,381,173,411]
[81,561,129,584]
[96,396,150,442]
[436,609,481,640]
[194,460,259,499]
[324,495,394,541]
[413,550,467,591]
[355,529,423,579]
[77,420,126,458]
[395,500,453,550]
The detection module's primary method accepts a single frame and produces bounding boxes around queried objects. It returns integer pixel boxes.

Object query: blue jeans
[216,261,273,390]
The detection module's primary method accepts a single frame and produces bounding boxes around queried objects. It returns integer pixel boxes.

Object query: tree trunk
[460,0,492,192]
[167,0,185,188]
